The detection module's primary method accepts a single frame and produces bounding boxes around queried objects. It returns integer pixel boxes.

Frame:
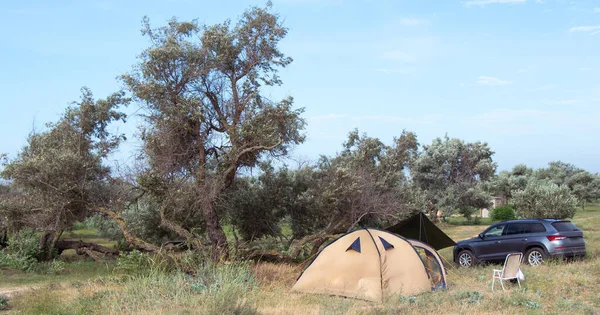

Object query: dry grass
[3,204,600,314]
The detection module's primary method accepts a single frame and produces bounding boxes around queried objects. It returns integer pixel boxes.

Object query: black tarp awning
[385,212,456,250]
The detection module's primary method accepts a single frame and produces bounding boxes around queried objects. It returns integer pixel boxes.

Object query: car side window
[505,224,522,235]
[506,222,546,235]
[484,224,505,237]
[528,223,546,233]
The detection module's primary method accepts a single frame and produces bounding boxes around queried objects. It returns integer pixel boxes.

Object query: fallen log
[57,240,119,260]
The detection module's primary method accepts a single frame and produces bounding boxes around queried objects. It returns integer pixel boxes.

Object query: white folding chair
[492,252,523,291]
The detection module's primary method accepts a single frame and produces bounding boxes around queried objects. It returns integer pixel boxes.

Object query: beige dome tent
[291,228,447,302]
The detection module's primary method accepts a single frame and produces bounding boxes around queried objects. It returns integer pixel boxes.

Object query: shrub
[46,259,66,275]
[0,229,41,272]
[0,295,9,311]
[491,205,516,221]
[457,207,477,221]
[512,181,577,219]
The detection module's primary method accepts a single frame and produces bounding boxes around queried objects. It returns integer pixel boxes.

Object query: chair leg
[500,279,505,291]
[492,276,495,291]
[517,278,521,289]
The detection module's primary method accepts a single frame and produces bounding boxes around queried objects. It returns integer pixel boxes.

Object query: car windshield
[484,224,505,237]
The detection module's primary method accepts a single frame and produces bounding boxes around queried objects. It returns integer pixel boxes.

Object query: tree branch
[94,207,159,252]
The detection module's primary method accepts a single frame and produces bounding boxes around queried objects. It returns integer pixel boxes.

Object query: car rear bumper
[549,246,586,257]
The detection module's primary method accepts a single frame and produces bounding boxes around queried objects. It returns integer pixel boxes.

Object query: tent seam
[364,228,384,302]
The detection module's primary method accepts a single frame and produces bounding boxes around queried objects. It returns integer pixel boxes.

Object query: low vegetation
[0,203,597,314]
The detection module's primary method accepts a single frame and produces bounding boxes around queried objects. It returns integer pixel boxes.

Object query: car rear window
[552,221,579,231]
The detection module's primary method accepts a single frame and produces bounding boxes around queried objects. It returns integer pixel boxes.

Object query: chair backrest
[502,252,522,278]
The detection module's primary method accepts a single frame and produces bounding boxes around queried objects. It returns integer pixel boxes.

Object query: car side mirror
[478,233,484,239]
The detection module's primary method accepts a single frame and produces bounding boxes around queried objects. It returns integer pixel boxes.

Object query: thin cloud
[7,9,49,15]
[463,0,526,7]
[594,7,600,13]
[399,18,430,26]
[555,99,580,105]
[477,76,512,86]
[569,25,600,33]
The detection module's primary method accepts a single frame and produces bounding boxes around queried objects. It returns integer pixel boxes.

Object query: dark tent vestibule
[385,212,456,250]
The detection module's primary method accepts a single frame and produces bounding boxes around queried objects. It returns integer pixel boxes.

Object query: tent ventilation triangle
[346,237,361,253]
[379,236,394,250]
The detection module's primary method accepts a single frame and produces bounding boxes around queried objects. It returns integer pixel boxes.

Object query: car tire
[457,250,475,267]
[525,247,546,266]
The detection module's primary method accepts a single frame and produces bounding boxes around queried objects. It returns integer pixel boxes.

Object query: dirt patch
[0,286,37,298]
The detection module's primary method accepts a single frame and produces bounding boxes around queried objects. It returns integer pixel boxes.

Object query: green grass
[3,203,600,314]
[0,261,114,289]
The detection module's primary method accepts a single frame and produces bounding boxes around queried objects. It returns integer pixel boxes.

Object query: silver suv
[454,219,586,267]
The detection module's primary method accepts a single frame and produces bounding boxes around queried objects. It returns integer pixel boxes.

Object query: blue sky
[1,0,599,173]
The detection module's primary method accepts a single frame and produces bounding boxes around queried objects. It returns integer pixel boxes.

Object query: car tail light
[547,235,567,241]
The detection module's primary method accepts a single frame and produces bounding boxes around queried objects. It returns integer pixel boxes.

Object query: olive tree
[512,180,577,219]
[122,4,305,260]
[411,136,496,222]
[0,88,139,259]
[286,130,419,257]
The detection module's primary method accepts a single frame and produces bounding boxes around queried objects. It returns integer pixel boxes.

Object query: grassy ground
[2,204,600,314]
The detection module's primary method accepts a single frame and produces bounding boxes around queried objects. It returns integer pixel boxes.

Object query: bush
[491,205,516,221]
[0,295,9,311]
[512,181,577,219]
[457,207,477,221]
[0,229,41,272]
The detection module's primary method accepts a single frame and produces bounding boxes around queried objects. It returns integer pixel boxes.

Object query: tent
[291,228,447,301]
[385,212,456,250]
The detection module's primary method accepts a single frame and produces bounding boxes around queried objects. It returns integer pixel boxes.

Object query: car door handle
[495,241,501,244]
[522,239,527,241]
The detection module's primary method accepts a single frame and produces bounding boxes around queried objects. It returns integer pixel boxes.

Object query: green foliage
[0,295,9,311]
[454,291,484,304]
[512,180,577,219]
[85,198,185,245]
[191,262,257,294]
[0,88,128,260]
[115,250,159,276]
[46,260,66,275]
[191,263,259,314]
[510,297,541,309]
[122,3,306,258]
[491,205,516,221]
[488,164,533,200]
[457,207,478,221]
[411,136,496,218]
[0,229,41,272]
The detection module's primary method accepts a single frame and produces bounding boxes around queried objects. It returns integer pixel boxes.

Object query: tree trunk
[48,229,63,260]
[197,136,229,262]
[38,231,54,261]
[202,198,229,262]
[158,205,204,249]
[94,207,159,252]
[427,202,439,223]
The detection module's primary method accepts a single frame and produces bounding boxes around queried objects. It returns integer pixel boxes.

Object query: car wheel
[525,247,546,266]
[457,250,475,267]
